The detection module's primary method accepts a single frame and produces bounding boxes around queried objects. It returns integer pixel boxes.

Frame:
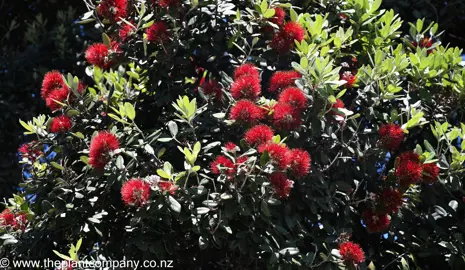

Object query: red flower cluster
[272,103,301,130]
[41,71,82,111]
[121,179,151,207]
[339,241,365,265]
[158,181,178,195]
[119,22,136,41]
[394,151,423,187]
[269,7,285,26]
[230,76,261,100]
[362,209,391,233]
[89,132,120,169]
[244,125,274,147]
[287,149,311,177]
[41,71,66,99]
[329,99,345,116]
[154,0,180,8]
[278,87,308,111]
[268,70,301,93]
[97,0,127,22]
[200,80,223,100]
[271,22,305,53]
[146,22,170,44]
[18,141,42,161]
[340,71,357,88]
[229,100,264,124]
[422,163,439,184]
[0,209,27,231]
[234,63,259,80]
[376,188,404,214]
[50,115,72,133]
[258,142,290,170]
[85,42,121,70]
[378,123,405,151]
[210,155,235,175]
[210,155,247,178]
[230,64,261,100]
[224,142,238,152]
[270,172,294,198]
[413,37,434,54]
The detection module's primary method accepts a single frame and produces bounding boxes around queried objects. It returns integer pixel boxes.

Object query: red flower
[244,125,274,147]
[97,0,127,22]
[200,80,223,100]
[146,22,170,44]
[234,63,259,80]
[18,141,42,161]
[229,100,264,124]
[89,132,120,169]
[270,172,294,198]
[211,155,235,175]
[258,142,290,170]
[269,7,285,26]
[378,123,405,151]
[85,43,111,69]
[362,209,390,233]
[158,181,178,195]
[50,115,72,133]
[394,151,423,187]
[329,99,345,116]
[422,163,439,183]
[224,142,238,152]
[13,213,27,231]
[413,37,434,54]
[236,156,248,165]
[155,0,180,8]
[377,188,404,214]
[0,209,15,227]
[121,179,151,206]
[268,70,301,93]
[0,209,26,231]
[272,103,301,130]
[230,76,261,100]
[119,22,136,41]
[282,22,305,42]
[339,242,365,265]
[41,71,67,99]
[341,71,357,88]
[45,88,69,111]
[287,149,311,177]
[270,22,305,53]
[339,13,349,20]
[278,87,308,111]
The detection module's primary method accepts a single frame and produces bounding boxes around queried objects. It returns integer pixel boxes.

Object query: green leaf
[260,0,268,13]
[50,162,64,171]
[261,201,270,217]
[290,8,298,22]
[157,169,170,179]
[124,103,136,121]
[157,148,166,158]
[80,156,89,164]
[116,156,124,169]
[263,9,275,18]
[168,196,181,213]
[102,32,111,47]
[193,142,201,157]
[53,250,73,261]
[279,247,300,255]
[168,121,178,137]
[196,207,210,214]
[19,120,33,132]
[300,57,308,69]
